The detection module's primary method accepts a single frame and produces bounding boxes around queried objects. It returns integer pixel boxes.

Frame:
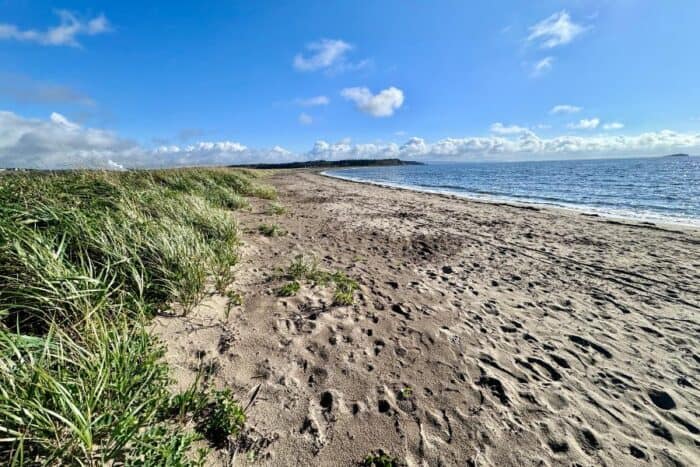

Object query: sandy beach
[154,170,700,466]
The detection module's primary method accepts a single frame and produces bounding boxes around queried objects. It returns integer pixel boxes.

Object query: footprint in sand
[648,388,676,410]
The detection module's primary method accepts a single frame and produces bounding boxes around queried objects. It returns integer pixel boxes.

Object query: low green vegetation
[265,201,286,215]
[224,290,243,319]
[196,389,246,447]
[331,271,359,306]
[257,223,286,237]
[364,450,402,467]
[277,280,301,297]
[283,254,359,305]
[0,168,273,465]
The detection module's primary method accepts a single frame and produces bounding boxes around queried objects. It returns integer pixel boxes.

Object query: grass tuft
[364,450,402,467]
[0,168,266,465]
[265,202,286,215]
[196,389,246,447]
[276,281,301,297]
[331,272,359,306]
[257,223,286,237]
[282,254,358,305]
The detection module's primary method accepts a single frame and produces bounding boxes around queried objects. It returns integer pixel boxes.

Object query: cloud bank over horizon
[2,111,699,170]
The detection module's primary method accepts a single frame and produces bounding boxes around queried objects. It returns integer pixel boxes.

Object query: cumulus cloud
[0,111,294,169]
[309,131,700,161]
[295,95,329,107]
[341,86,404,117]
[490,123,529,135]
[532,56,554,76]
[0,110,135,169]
[528,11,586,48]
[603,122,624,130]
[293,39,353,72]
[298,112,313,125]
[568,118,600,130]
[0,10,109,47]
[550,104,582,115]
[2,111,699,169]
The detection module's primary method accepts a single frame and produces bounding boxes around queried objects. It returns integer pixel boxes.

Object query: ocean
[325,156,700,227]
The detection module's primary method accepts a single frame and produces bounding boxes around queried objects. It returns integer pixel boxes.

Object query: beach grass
[265,202,286,215]
[283,254,359,305]
[276,280,301,297]
[257,223,286,237]
[0,168,274,465]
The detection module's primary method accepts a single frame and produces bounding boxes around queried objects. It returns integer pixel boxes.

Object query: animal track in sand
[159,173,700,466]
[568,335,613,359]
[476,375,509,405]
[648,389,676,410]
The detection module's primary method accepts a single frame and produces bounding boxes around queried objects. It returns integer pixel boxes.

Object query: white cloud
[528,11,586,48]
[298,112,313,125]
[0,111,134,169]
[568,118,600,130]
[603,122,624,130]
[0,10,109,47]
[532,56,554,76]
[295,96,329,107]
[308,139,400,160]
[2,110,699,169]
[550,104,582,115]
[341,86,404,117]
[49,112,81,130]
[0,111,293,169]
[490,123,529,135]
[308,131,700,161]
[293,39,353,72]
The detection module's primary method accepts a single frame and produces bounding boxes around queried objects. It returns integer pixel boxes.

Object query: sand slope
[153,171,699,466]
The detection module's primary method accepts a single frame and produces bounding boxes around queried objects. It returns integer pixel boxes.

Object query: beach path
[153,171,700,466]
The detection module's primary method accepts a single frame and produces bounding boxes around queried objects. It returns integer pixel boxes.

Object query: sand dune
[153,171,699,466]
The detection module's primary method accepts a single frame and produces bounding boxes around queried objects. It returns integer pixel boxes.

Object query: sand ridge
[153,171,699,466]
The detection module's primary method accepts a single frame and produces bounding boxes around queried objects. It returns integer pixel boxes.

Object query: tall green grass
[0,168,275,465]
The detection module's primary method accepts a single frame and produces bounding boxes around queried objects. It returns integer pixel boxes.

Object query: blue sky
[1,0,700,168]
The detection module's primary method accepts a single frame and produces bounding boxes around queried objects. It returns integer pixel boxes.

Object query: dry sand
[153,171,699,466]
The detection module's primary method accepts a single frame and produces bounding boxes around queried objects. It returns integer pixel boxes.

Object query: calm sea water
[325,157,700,226]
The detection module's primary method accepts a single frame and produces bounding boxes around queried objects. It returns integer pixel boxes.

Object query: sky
[1,0,700,168]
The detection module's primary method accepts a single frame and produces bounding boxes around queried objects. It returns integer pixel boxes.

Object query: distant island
[228,158,423,169]
[662,153,690,158]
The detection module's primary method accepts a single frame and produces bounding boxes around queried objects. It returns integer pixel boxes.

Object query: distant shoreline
[227,158,422,170]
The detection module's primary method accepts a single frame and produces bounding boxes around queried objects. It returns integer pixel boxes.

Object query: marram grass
[0,168,275,465]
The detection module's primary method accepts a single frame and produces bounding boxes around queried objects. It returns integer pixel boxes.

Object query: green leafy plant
[126,425,206,467]
[332,272,359,306]
[364,450,401,467]
[277,281,301,297]
[166,376,209,422]
[287,254,316,280]
[196,389,246,447]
